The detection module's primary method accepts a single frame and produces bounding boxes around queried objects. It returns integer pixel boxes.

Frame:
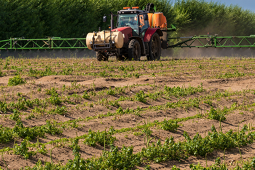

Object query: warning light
[132,7,139,9]
[123,7,130,10]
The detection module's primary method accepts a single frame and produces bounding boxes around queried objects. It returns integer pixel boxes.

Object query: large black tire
[128,39,141,61]
[96,52,108,61]
[147,33,161,61]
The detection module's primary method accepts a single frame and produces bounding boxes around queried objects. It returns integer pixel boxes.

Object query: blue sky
[203,0,255,12]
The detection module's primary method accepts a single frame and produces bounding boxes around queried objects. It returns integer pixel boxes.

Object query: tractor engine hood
[112,27,132,43]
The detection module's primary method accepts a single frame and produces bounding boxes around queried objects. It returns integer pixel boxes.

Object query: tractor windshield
[117,14,139,35]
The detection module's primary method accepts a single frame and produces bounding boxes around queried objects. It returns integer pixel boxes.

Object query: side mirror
[144,14,148,20]
[103,15,107,22]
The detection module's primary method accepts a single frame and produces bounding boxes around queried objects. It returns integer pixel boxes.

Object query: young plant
[44,120,63,135]
[133,73,140,78]
[25,113,35,120]
[107,87,116,96]
[36,144,48,155]
[45,87,58,96]
[13,139,35,159]
[82,91,90,99]
[135,91,147,103]
[48,95,62,105]
[161,119,179,132]
[0,70,4,77]
[207,107,226,121]
[0,101,8,113]
[84,129,116,147]
[142,120,153,148]
[50,106,67,115]
[8,75,26,86]
[109,100,120,108]
[9,109,21,121]
[70,138,80,154]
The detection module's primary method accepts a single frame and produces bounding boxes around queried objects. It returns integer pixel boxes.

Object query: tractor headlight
[112,41,115,44]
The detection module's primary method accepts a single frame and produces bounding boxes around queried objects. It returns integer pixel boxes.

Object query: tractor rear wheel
[96,52,108,61]
[147,33,161,61]
[128,39,141,61]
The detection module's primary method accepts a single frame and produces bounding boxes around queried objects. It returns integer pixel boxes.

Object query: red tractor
[86,3,169,61]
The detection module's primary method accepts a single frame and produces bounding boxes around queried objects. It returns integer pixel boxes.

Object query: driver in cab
[129,16,138,26]
[119,16,137,27]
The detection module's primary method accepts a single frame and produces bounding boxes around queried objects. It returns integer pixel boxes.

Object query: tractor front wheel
[147,33,161,61]
[128,39,141,61]
[96,52,108,61]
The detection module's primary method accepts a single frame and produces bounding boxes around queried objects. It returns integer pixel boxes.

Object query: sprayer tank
[150,12,167,29]
[86,30,124,50]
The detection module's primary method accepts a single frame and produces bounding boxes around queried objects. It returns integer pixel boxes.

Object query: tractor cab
[117,7,149,37]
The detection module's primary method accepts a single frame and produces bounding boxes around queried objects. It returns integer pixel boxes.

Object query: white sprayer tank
[86,30,124,50]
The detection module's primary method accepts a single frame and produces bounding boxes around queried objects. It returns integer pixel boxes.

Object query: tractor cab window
[139,14,149,37]
[117,14,139,36]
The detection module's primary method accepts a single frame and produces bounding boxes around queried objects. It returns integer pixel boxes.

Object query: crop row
[1,58,255,80]
[2,82,253,118]
[0,87,254,145]
[1,58,255,71]
[0,118,62,144]
[1,99,253,158]
[0,84,205,115]
[12,124,255,170]
[177,157,255,170]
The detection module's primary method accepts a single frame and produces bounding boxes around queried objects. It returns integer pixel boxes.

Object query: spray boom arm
[168,35,255,48]
[1,34,255,51]
[0,37,87,50]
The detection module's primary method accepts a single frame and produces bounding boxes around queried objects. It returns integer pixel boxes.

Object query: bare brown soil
[0,57,255,169]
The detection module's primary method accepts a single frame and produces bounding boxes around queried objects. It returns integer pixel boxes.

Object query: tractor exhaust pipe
[111,12,114,30]
[145,3,155,13]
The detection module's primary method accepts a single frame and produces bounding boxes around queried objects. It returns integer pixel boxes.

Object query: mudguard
[144,28,163,42]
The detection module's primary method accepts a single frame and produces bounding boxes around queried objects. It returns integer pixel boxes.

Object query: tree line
[0,0,255,40]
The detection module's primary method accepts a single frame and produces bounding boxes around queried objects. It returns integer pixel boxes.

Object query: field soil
[0,57,255,169]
